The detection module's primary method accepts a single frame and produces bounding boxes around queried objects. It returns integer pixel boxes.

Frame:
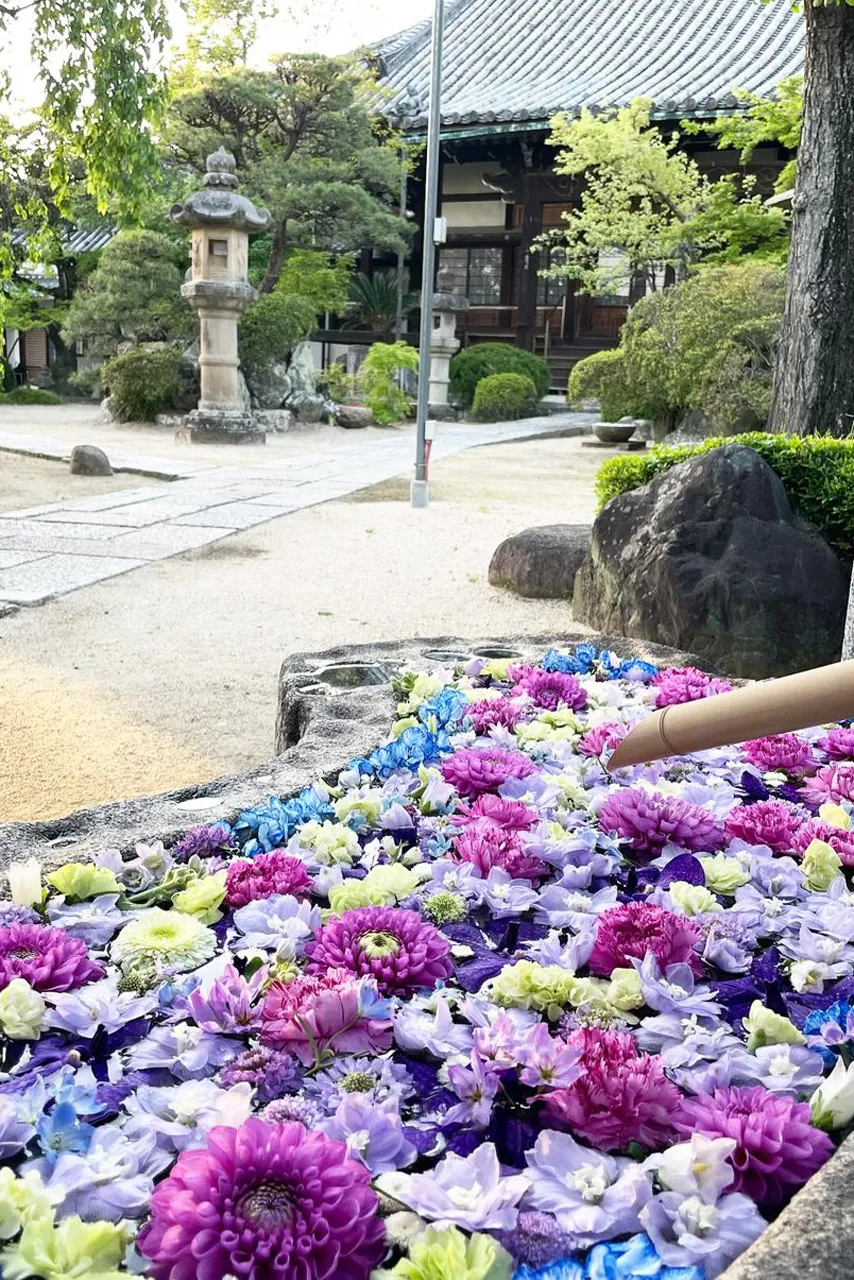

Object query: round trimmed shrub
[101,346,197,422]
[473,371,538,421]
[0,386,63,405]
[567,348,632,422]
[450,343,550,407]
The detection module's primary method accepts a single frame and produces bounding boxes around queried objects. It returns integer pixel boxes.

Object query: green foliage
[0,387,63,405]
[473,372,538,422]
[63,231,192,360]
[449,343,551,408]
[0,356,14,393]
[596,433,854,560]
[170,0,275,90]
[344,270,418,339]
[277,250,352,316]
[543,100,788,295]
[567,349,633,422]
[100,346,195,421]
[685,76,803,195]
[358,341,418,426]
[239,293,317,369]
[319,362,355,403]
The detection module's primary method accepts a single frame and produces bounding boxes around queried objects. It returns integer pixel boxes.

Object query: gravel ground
[0,452,166,513]
[0,437,607,821]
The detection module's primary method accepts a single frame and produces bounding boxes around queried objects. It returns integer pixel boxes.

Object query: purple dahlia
[457,793,539,831]
[723,799,806,854]
[801,762,854,805]
[138,1117,386,1280]
[441,746,536,799]
[305,906,453,995]
[675,1085,834,1205]
[467,698,527,734]
[742,734,817,775]
[652,667,733,708]
[0,923,103,992]
[511,666,588,712]
[588,902,703,978]
[454,822,548,882]
[225,850,312,909]
[597,787,724,854]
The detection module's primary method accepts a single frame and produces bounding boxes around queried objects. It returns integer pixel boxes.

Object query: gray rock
[336,404,373,429]
[255,409,294,433]
[70,445,113,476]
[573,443,849,679]
[289,392,324,424]
[244,363,291,410]
[287,341,316,399]
[489,524,591,599]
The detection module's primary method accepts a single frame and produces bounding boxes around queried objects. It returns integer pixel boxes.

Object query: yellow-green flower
[0,1214,131,1280]
[743,1000,805,1053]
[384,1226,513,1280]
[392,717,419,738]
[488,961,578,1020]
[482,659,512,682]
[171,872,227,925]
[335,791,383,827]
[0,1170,57,1242]
[606,967,645,1013]
[0,980,45,1041]
[801,839,843,892]
[396,674,445,716]
[514,720,553,744]
[328,864,424,915]
[45,863,120,903]
[297,821,359,865]
[111,908,216,973]
[669,882,722,917]
[819,802,851,831]
[700,854,750,895]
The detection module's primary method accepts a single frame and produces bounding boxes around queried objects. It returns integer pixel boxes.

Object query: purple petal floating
[658,854,705,889]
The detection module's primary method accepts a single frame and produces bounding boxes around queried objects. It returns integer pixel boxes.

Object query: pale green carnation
[743,999,806,1053]
[171,871,227,924]
[46,863,120,902]
[0,1170,57,1242]
[384,1226,513,1280]
[700,854,750,895]
[801,839,843,892]
[669,882,722,917]
[0,1214,131,1280]
[111,908,216,973]
[297,820,359,865]
[0,980,45,1041]
[488,960,578,1020]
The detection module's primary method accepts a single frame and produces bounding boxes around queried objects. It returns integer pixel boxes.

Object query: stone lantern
[429,266,469,419]
[171,147,272,443]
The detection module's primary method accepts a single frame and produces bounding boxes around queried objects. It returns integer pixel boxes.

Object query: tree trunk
[769,0,854,435]
[258,221,286,294]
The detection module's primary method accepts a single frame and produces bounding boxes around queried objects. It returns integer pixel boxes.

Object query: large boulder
[244,362,291,409]
[573,443,849,678]
[70,445,112,476]
[489,525,591,599]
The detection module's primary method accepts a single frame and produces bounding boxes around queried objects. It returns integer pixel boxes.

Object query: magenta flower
[801,761,854,805]
[454,822,548,882]
[817,727,854,760]
[467,698,527,735]
[261,968,393,1066]
[743,734,817,775]
[653,667,733,708]
[792,817,854,866]
[187,964,266,1034]
[138,1117,386,1280]
[588,902,703,978]
[597,787,724,854]
[542,1027,682,1153]
[0,923,103,993]
[723,799,806,854]
[457,793,539,831]
[441,746,536,799]
[305,906,453,995]
[578,722,629,758]
[675,1086,834,1205]
[225,850,312,909]
[511,667,588,712]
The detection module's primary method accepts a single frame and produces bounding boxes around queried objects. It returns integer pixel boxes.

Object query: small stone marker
[70,445,113,476]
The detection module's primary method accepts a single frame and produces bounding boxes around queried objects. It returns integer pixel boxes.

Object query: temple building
[373,0,805,388]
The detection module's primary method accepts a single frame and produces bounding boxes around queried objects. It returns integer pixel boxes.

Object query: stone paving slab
[175,502,295,530]
[0,433,216,480]
[0,517,130,541]
[0,553,145,604]
[0,548,47,569]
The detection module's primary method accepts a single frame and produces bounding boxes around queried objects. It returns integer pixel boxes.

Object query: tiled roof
[10,225,117,255]
[375,0,805,131]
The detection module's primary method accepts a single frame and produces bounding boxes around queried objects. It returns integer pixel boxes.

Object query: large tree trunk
[258,221,286,295]
[769,1,854,436]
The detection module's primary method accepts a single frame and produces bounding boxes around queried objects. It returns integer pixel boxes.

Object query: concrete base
[581,438,647,451]
[178,409,266,445]
[411,478,430,508]
[428,403,459,422]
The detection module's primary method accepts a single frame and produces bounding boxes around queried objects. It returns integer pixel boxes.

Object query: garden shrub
[567,349,632,421]
[101,346,196,422]
[0,386,63,405]
[473,371,538,421]
[358,341,419,425]
[596,432,854,560]
[450,343,550,407]
[0,355,14,393]
[239,293,317,369]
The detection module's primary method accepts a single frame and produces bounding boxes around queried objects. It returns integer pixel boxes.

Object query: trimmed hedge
[101,346,197,422]
[596,433,854,560]
[473,372,538,421]
[450,343,550,407]
[0,387,63,405]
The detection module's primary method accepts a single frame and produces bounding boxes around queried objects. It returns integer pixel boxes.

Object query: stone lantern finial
[204,147,239,189]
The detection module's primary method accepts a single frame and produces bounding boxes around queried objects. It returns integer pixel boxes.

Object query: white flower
[645,1135,736,1203]
[7,859,42,907]
[810,1056,854,1130]
[111,908,216,972]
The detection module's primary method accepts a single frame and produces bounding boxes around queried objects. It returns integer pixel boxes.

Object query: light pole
[411,0,445,509]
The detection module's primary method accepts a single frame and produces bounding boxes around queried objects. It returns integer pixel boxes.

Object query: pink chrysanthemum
[578,722,629,758]
[457,793,539,832]
[742,734,817,775]
[801,762,854,806]
[441,746,536,799]
[138,1117,385,1280]
[510,667,588,712]
[542,1027,681,1152]
[817,727,854,760]
[597,787,724,854]
[0,923,103,993]
[792,817,854,866]
[588,901,703,978]
[675,1086,834,1205]
[453,822,548,881]
[304,906,453,995]
[723,799,807,854]
[225,851,312,909]
[652,666,733,708]
[261,968,392,1065]
[467,698,527,735]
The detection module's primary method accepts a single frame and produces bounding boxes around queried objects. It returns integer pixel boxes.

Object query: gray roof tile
[375,0,805,129]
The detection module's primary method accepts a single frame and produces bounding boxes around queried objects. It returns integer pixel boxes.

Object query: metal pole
[411,0,444,509]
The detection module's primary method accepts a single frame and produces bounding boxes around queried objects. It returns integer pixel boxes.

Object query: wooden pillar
[515,172,541,351]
